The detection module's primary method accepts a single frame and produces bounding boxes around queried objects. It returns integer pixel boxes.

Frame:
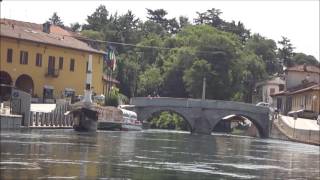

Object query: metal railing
[46,68,59,77]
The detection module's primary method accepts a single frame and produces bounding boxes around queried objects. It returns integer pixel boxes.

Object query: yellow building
[0,19,107,100]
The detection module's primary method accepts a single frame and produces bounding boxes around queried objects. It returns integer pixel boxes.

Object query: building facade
[0,19,106,100]
[253,77,285,106]
[272,65,320,115]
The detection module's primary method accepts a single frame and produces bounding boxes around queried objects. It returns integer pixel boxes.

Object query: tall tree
[292,53,319,66]
[70,22,81,32]
[183,59,215,98]
[49,12,64,27]
[278,36,295,68]
[246,34,280,75]
[83,5,110,31]
[194,8,223,28]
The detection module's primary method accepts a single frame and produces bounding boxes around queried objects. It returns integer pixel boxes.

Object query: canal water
[1,129,319,179]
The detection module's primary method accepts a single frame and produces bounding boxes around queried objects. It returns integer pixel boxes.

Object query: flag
[107,49,117,71]
[103,47,117,71]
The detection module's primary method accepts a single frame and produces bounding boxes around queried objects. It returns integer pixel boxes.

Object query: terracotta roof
[0,19,105,55]
[288,84,320,95]
[255,76,285,88]
[0,18,42,31]
[271,83,319,96]
[285,65,320,74]
[103,75,120,84]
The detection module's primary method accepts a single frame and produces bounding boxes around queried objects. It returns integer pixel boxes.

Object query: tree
[292,53,319,66]
[137,66,163,96]
[70,22,81,32]
[278,36,295,67]
[239,53,267,102]
[116,52,140,98]
[179,16,190,29]
[194,8,223,28]
[49,12,64,27]
[246,34,280,75]
[183,59,215,98]
[83,5,110,31]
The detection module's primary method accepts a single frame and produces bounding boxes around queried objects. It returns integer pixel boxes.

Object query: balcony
[46,68,59,77]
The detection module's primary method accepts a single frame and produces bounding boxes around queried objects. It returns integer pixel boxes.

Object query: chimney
[43,22,51,33]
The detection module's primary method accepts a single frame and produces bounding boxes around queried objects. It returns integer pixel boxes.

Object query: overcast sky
[1,0,319,60]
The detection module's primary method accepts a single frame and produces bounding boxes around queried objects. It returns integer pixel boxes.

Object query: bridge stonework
[130,97,270,138]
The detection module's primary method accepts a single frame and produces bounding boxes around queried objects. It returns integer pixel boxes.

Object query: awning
[44,85,54,89]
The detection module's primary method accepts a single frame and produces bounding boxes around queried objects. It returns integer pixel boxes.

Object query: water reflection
[1,129,319,179]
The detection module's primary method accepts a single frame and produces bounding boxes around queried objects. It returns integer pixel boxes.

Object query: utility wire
[59,32,225,55]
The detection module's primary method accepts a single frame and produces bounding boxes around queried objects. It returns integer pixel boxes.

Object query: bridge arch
[212,114,264,137]
[137,107,194,131]
[131,97,270,138]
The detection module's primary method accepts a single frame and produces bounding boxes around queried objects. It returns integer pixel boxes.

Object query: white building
[253,77,285,107]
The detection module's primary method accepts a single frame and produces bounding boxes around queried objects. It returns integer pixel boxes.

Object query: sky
[1,0,319,60]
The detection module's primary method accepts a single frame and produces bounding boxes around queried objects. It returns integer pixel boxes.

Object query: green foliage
[70,22,81,32]
[149,111,190,130]
[278,36,295,67]
[246,34,280,75]
[292,53,319,66]
[75,5,317,106]
[104,87,128,107]
[81,30,104,40]
[49,12,64,27]
[137,66,163,96]
[183,59,214,98]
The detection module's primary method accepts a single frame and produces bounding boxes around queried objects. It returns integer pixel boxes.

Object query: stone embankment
[270,115,320,146]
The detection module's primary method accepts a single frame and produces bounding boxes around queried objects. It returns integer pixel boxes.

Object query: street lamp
[202,75,206,101]
[293,113,297,138]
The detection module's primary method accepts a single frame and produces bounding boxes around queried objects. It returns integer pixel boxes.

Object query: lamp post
[202,75,206,101]
[293,113,297,138]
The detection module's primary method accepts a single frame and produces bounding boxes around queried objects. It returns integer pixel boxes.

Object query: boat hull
[98,121,122,130]
[73,107,98,132]
[121,124,142,131]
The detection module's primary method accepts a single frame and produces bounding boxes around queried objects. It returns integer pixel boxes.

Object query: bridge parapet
[130,97,270,138]
[131,97,269,114]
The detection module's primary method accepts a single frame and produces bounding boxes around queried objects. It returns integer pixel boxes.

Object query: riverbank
[270,115,320,146]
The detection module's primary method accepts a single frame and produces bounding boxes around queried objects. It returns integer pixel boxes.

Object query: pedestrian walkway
[272,115,320,145]
[281,115,320,131]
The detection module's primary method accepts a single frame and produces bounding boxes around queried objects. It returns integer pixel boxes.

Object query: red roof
[272,83,319,96]
[0,18,105,55]
[286,65,320,74]
[103,75,120,84]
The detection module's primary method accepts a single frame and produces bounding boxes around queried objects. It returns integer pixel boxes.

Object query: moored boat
[97,106,142,131]
[119,108,142,131]
[72,105,98,132]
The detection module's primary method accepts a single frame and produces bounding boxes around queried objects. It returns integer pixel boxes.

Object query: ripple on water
[118,160,257,179]
[0,162,41,170]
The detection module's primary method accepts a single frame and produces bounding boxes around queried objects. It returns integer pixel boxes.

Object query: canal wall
[0,114,22,129]
[270,116,320,145]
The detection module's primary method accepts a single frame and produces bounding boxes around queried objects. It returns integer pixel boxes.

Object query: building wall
[261,84,279,106]
[291,90,319,114]
[0,37,104,98]
[286,71,320,89]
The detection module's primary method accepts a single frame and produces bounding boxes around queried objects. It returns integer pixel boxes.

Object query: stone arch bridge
[129,97,270,138]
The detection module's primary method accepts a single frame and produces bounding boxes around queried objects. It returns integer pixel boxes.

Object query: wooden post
[35,112,39,126]
[40,113,44,126]
[50,113,53,126]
